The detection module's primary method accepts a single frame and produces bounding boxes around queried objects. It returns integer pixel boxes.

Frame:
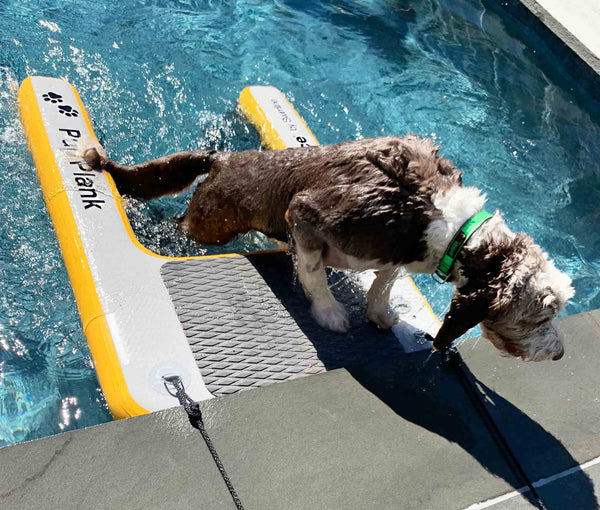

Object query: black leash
[163,376,245,510]
[442,348,547,510]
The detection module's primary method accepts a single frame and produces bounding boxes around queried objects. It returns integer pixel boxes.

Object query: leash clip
[432,270,450,284]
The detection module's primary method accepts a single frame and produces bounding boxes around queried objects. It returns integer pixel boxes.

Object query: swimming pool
[1,0,599,448]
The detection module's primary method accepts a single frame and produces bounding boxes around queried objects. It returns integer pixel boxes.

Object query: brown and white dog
[83,134,574,361]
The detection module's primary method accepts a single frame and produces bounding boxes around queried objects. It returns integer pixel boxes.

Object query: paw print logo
[42,92,63,103]
[58,105,79,118]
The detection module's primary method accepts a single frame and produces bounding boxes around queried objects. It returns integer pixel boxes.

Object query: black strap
[163,376,245,510]
[442,348,547,510]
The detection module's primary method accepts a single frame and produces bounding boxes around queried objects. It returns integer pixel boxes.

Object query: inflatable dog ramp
[19,78,440,419]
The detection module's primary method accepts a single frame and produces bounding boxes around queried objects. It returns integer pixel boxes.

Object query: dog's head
[433,227,574,361]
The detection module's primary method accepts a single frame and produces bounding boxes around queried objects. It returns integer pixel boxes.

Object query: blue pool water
[1,0,599,447]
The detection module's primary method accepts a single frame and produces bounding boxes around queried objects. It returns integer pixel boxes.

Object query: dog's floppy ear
[433,291,490,351]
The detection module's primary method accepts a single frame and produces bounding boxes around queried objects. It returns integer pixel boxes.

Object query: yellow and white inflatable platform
[19,77,439,419]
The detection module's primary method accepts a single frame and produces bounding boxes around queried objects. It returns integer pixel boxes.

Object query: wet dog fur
[83,134,574,361]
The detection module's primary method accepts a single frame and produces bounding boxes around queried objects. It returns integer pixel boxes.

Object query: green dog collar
[433,210,493,283]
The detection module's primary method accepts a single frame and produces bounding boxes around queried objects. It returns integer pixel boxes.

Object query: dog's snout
[552,347,564,361]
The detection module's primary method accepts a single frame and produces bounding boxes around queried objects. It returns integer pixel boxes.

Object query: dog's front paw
[312,300,349,333]
[366,303,400,329]
[82,147,105,171]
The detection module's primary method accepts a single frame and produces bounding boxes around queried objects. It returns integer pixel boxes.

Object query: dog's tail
[82,147,217,199]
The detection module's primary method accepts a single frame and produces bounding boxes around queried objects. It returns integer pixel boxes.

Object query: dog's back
[200,135,462,243]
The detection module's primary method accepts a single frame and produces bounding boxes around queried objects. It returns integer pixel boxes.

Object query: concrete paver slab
[458,312,600,508]
[198,362,533,510]
[0,407,239,510]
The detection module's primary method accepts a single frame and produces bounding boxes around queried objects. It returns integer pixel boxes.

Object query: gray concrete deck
[2,311,600,509]
[458,311,600,509]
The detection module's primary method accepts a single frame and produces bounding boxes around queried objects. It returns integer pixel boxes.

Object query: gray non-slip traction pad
[161,252,425,396]
[161,254,324,395]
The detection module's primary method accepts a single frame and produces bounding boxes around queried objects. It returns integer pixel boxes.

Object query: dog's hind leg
[286,193,349,333]
[366,268,402,329]
[82,148,216,199]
